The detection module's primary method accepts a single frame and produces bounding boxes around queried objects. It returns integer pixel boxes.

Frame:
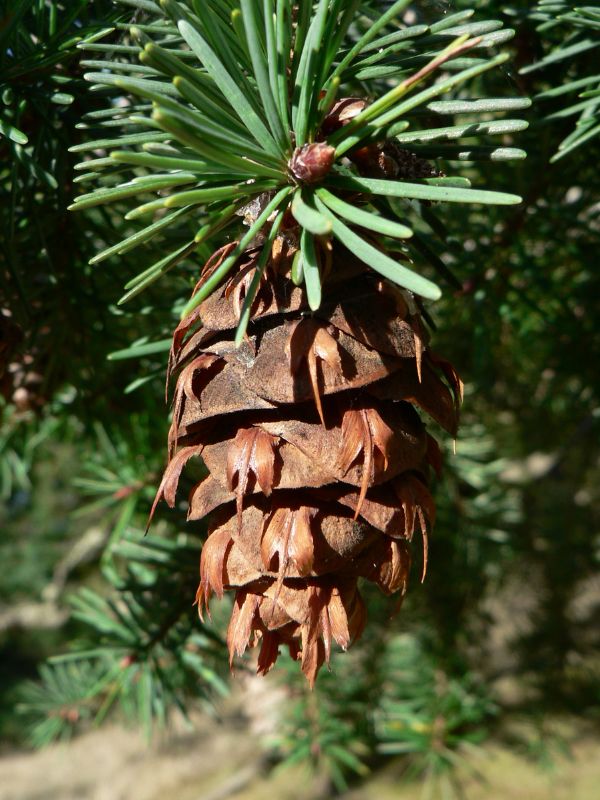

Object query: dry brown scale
[151,101,462,685]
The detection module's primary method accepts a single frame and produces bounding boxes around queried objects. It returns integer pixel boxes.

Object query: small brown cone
[154,236,461,684]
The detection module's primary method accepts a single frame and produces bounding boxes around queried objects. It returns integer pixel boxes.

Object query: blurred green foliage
[1,1,599,796]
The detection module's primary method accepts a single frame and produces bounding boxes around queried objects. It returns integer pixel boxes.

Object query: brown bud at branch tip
[289,142,335,184]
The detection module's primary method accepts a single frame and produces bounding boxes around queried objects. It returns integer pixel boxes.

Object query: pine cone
[153,235,462,685]
[0,312,47,416]
[68,2,522,686]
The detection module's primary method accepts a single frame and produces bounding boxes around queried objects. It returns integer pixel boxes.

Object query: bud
[320,97,367,136]
[289,142,336,184]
